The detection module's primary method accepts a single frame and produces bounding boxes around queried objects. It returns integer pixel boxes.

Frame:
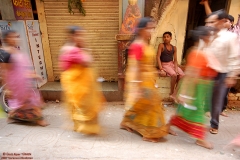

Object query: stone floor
[0,102,240,160]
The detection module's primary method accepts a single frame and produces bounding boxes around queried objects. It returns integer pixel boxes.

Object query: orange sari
[121,42,169,139]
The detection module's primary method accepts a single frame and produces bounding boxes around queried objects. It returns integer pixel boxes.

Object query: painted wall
[229,0,240,23]
[151,0,189,65]
[122,0,145,19]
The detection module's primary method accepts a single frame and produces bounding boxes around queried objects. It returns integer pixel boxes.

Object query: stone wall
[155,77,172,101]
[150,0,189,65]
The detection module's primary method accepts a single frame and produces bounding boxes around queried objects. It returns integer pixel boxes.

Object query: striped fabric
[170,79,214,140]
[170,116,206,140]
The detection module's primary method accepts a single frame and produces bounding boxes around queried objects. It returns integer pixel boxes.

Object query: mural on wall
[120,0,141,34]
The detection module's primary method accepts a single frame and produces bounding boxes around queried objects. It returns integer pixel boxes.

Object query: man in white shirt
[205,10,240,134]
[200,0,239,117]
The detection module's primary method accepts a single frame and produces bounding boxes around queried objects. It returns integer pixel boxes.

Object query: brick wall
[228,93,240,110]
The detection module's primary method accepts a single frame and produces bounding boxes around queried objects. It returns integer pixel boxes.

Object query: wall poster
[25,20,47,87]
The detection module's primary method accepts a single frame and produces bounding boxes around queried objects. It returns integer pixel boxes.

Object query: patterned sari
[121,42,169,139]
[60,47,105,134]
[170,50,217,140]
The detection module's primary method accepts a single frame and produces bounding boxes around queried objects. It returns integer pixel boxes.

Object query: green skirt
[176,78,214,124]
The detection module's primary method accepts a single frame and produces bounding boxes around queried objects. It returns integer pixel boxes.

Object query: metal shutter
[43,0,119,81]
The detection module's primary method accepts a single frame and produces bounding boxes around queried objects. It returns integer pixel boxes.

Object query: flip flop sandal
[220,112,228,117]
[209,128,218,134]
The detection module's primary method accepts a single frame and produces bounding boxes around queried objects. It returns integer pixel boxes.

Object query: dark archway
[182,0,230,61]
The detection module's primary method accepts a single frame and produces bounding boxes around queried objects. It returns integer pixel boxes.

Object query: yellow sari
[60,49,105,134]
[121,42,169,139]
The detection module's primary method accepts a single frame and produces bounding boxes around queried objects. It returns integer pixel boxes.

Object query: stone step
[155,77,172,101]
[39,82,123,102]
[39,77,172,103]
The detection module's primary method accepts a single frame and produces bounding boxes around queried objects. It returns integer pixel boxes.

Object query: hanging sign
[12,0,34,20]
[26,20,47,87]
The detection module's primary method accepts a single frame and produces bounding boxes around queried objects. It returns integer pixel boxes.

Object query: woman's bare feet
[120,124,134,133]
[170,95,178,103]
[142,137,160,143]
[169,128,178,136]
[36,119,49,127]
[195,139,213,149]
[205,112,211,118]
[7,117,20,124]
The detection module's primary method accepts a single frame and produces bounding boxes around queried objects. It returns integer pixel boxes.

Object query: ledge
[39,82,122,102]
[115,34,135,41]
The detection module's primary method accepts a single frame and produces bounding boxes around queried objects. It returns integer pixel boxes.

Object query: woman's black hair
[206,9,228,20]
[2,30,16,40]
[135,17,152,35]
[189,26,214,42]
[228,15,234,23]
[137,17,152,28]
[67,26,83,35]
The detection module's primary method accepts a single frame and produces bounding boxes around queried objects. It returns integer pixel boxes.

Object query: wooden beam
[35,0,54,81]
[0,0,16,20]
[226,0,232,13]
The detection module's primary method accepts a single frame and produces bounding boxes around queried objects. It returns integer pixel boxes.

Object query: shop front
[1,0,239,101]
[35,0,120,82]
[0,0,48,88]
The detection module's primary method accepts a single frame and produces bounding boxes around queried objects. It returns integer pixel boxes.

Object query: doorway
[182,0,231,60]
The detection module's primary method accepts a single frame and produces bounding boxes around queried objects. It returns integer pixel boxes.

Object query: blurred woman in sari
[0,30,8,118]
[1,30,47,126]
[59,26,105,134]
[170,26,221,149]
[120,17,173,143]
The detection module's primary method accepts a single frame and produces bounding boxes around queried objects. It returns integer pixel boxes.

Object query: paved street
[0,102,239,160]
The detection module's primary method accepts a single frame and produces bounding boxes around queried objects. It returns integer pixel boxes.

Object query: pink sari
[5,52,43,121]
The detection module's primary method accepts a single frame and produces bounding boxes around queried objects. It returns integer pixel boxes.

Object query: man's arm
[157,44,163,70]
[225,34,240,87]
[227,34,240,78]
[200,0,212,16]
